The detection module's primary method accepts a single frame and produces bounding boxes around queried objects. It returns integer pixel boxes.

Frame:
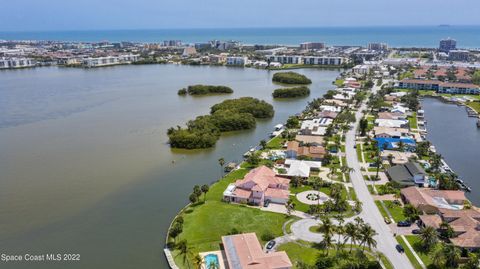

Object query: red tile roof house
[400,186,467,214]
[221,233,292,269]
[223,166,290,206]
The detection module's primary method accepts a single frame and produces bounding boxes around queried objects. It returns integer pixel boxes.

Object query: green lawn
[467,101,480,113]
[383,200,406,222]
[356,145,364,162]
[348,187,357,200]
[395,236,424,269]
[278,241,389,269]
[334,79,344,87]
[367,185,375,194]
[267,136,285,149]
[171,168,295,268]
[375,201,390,220]
[404,235,439,267]
[408,112,418,129]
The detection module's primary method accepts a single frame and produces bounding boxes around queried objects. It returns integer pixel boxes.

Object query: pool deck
[199,250,227,269]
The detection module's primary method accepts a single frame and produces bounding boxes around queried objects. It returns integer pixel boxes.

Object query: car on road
[384,217,391,224]
[353,144,357,149]
[263,200,270,207]
[397,221,412,227]
[412,229,421,234]
[396,244,405,253]
[266,240,276,250]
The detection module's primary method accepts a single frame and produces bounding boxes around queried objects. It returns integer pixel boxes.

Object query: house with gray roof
[386,161,426,187]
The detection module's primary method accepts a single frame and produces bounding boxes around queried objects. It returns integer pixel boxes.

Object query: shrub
[272,72,312,84]
[186,84,233,95]
[272,86,310,98]
[168,97,274,149]
[177,88,187,95]
[261,231,275,242]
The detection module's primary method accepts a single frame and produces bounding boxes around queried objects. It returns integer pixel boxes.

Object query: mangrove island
[272,71,312,85]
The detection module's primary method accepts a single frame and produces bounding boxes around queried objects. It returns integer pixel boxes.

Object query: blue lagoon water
[1,26,480,47]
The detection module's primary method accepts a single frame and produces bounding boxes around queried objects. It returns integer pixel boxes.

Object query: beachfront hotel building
[439,38,457,53]
[0,57,36,69]
[398,79,480,94]
[226,56,248,66]
[82,54,139,68]
[266,55,346,66]
[300,42,325,50]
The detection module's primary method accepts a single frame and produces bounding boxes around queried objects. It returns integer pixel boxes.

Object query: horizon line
[1,24,480,33]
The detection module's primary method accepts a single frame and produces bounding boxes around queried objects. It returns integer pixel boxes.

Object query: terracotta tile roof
[401,187,466,210]
[222,233,292,269]
[265,188,290,200]
[419,214,443,229]
[236,166,290,192]
[449,229,480,249]
[233,188,252,199]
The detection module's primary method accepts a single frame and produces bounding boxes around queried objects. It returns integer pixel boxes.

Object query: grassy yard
[356,144,364,162]
[374,201,389,220]
[267,136,285,149]
[278,241,390,269]
[171,168,295,268]
[334,79,344,87]
[467,101,480,113]
[405,235,439,268]
[367,185,375,194]
[408,112,418,129]
[383,200,405,222]
[395,236,424,269]
[348,187,357,200]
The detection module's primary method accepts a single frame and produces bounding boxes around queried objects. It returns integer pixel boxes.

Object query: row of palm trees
[318,215,378,255]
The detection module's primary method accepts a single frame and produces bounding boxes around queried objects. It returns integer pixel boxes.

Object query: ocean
[1,26,480,47]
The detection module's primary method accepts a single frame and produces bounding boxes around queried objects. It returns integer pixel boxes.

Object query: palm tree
[419,226,438,251]
[207,261,219,269]
[176,240,193,269]
[442,243,460,268]
[334,214,345,252]
[192,254,203,269]
[285,198,295,216]
[359,224,377,250]
[329,166,338,180]
[218,157,225,178]
[260,139,267,149]
[339,164,353,175]
[319,217,335,255]
[343,222,358,253]
[201,184,209,202]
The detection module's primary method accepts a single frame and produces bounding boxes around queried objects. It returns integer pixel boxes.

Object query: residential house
[386,162,426,187]
[375,119,409,128]
[221,233,293,269]
[373,127,409,138]
[294,135,324,146]
[282,159,322,178]
[401,187,467,214]
[223,166,290,205]
[285,141,326,160]
[381,150,417,164]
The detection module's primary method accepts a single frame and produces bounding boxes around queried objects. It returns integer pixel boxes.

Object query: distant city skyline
[2,0,480,31]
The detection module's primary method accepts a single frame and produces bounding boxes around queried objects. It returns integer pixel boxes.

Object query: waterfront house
[281,159,322,178]
[373,127,409,138]
[316,111,338,119]
[299,118,331,136]
[223,166,290,206]
[386,162,426,187]
[375,119,409,128]
[381,150,417,165]
[417,208,480,251]
[294,135,324,146]
[377,112,406,120]
[400,187,467,213]
[285,141,326,160]
[221,233,293,269]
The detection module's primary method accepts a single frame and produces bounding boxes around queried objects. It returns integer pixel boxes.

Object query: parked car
[263,200,270,207]
[396,244,405,253]
[397,221,412,227]
[384,217,392,224]
[369,162,379,167]
[353,145,357,149]
[412,229,421,234]
[266,240,276,250]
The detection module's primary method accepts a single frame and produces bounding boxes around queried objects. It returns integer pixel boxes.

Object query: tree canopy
[272,72,312,85]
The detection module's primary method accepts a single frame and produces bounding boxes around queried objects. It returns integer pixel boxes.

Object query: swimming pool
[204,253,219,268]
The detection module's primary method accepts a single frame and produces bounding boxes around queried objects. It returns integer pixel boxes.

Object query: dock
[164,248,179,269]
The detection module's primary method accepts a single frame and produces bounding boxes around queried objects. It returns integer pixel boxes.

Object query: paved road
[345,82,414,269]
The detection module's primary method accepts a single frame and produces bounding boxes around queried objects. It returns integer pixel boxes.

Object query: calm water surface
[422,98,480,205]
[0,65,340,268]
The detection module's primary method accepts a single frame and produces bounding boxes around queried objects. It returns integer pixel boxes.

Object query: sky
[1,0,479,31]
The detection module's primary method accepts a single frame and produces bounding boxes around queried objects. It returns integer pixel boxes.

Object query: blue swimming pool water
[204,254,219,268]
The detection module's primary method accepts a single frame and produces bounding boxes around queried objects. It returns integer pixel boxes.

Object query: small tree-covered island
[272,86,310,98]
[167,97,274,149]
[177,85,233,95]
[272,71,312,85]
